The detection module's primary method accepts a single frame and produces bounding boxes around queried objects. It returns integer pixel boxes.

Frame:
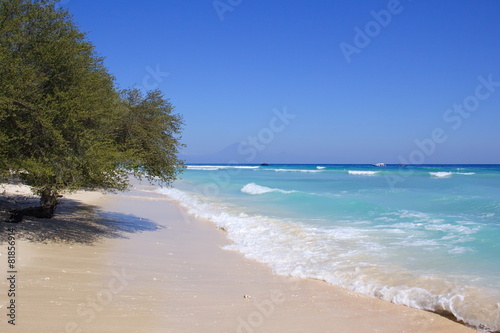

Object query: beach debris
[243,295,252,299]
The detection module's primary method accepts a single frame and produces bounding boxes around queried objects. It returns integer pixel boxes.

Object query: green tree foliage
[0,0,184,218]
[117,89,184,185]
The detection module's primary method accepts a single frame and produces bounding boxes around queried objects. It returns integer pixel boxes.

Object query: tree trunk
[39,189,59,218]
[8,189,59,222]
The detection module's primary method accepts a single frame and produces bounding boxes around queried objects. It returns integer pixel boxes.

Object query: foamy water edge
[158,187,500,332]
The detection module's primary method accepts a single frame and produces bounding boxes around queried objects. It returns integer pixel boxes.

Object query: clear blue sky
[64,0,500,164]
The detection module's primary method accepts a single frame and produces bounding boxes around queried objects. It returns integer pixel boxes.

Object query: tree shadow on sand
[0,192,163,244]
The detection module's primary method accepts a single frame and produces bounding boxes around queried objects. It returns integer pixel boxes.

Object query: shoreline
[0,182,477,332]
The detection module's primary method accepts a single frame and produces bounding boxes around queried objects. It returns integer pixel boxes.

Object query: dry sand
[0,182,477,332]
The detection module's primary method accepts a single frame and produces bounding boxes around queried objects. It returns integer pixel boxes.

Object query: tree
[116,89,184,185]
[0,0,184,219]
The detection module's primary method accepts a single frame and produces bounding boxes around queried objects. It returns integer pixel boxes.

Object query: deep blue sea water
[158,164,500,331]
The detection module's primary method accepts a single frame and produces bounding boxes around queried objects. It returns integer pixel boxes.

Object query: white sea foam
[187,165,259,171]
[397,210,432,221]
[379,211,481,248]
[430,172,453,178]
[231,166,260,169]
[157,187,500,332]
[429,171,476,177]
[424,223,479,235]
[316,166,326,169]
[448,247,469,254]
[186,165,221,171]
[241,183,296,195]
[427,171,478,178]
[348,170,380,176]
[271,168,322,173]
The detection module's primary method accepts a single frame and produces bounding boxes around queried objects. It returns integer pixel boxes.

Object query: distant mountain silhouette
[179,143,301,164]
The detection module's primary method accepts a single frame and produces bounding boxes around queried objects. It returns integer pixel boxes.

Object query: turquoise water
[158,164,500,331]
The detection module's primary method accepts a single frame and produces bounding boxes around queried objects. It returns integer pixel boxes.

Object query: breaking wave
[241,183,297,195]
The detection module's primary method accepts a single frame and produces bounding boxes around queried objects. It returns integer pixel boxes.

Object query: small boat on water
[373,163,386,167]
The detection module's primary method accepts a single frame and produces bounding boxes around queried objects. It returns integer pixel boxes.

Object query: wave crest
[241,183,296,195]
[187,165,259,171]
[272,168,322,173]
[348,170,380,176]
[430,172,453,178]
[429,172,475,178]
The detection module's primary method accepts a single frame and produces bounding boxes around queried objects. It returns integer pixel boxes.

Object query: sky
[63,0,500,164]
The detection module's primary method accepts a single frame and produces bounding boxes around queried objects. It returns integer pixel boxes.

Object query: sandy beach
[0,182,477,333]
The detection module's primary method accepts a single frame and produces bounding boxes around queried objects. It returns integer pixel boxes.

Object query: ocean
[157,164,500,332]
